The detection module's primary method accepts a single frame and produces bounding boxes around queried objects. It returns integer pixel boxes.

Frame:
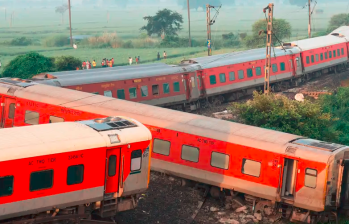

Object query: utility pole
[187,0,191,47]
[206,4,222,56]
[263,3,274,94]
[308,0,311,38]
[68,0,73,47]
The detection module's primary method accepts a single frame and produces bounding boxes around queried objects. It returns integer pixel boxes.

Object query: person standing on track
[111,58,114,66]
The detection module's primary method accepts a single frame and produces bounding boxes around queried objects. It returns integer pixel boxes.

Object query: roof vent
[82,117,137,131]
[291,138,346,152]
[331,33,344,37]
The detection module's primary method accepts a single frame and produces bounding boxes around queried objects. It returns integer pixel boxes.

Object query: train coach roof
[287,35,347,51]
[330,26,349,38]
[0,122,105,162]
[34,63,190,87]
[182,47,301,69]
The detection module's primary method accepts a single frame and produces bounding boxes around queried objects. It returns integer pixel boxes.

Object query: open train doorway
[340,161,349,209]
[281,158,298,201]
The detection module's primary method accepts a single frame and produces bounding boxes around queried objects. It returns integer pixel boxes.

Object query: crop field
[0,1,348,73]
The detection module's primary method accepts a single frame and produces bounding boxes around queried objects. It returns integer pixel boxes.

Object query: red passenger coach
[1,79,349,222]
[0,117,151,223]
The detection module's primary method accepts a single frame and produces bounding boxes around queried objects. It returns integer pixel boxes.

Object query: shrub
[328,13,349,32]
[2,52,54,79]
[55,56,82,71]
[87,32,123,48]
[132,37,159,48]
[122,40,134,48]
[160,35,190,48]
[43,35,69,47]
[221,32,241,48]
[10,37,33,46]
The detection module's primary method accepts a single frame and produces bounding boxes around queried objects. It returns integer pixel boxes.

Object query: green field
[0,2,348,73]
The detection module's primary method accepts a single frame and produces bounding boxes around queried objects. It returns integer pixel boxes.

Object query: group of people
[101,58,114,67]
[157,51,167,60]
[81,60,97,70]
[128,56,141,65]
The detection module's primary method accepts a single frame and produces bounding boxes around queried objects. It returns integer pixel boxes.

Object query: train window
[8,103,15,119]
[129,88,137,99]
[238,70,244,79]
[337,49,340,56]
[209,75,217,85]
[342,48,344,55]
[0,176,14,197]
[30,170,53,191]
[49,116,64,123]
[117,89,125,99]
[333,50,336,57]
[211,152,229,170]
[325,52,328,59]
[320,53,323,61]
[25,110,39,125]
[153,139,170,156]
[256,67,262,76]
[141,86,148,97]
[173,82,180,92]
[306,56,310,64]
[280,62,286,71]
[67,165,84,185]
[163,83,170,94]
[311,55,314,63]
[104,91,112,97]
[229,72,235,81]
[315,54,319,62]
[181,145,199,163]
[108,155,117,177]
[219,73,226,83]
[329,51,332,58]
[272,64,278,73]
[152,85,159,95]
[241,159,261,177]
[131,150,142,172]
[247,69,253,77]
[305,168,317,188]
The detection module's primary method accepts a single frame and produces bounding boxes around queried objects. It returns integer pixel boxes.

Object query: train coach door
[280,158,298,202]
[1,97,16,128]
[183,74,191,100]
[105,148,121,194]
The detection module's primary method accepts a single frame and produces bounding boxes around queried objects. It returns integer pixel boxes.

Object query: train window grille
[272,64,278,73]
[255,67,262,76]
[333,50,336,57]
[108,155,117,177]
[229,72,235,80]
[152,85,159,95]
[104,90,112,97]
[315,54,319,62]
[247,69,253,78]
[209,75,217,84]
[163,83,170,94]
[329,51,332,58]
[280,62,286,71]
[311,55,314,63]
[325,52,328,59]
[25,110,40,125]
[337,49,340,56]
[49,116,64,123]
[131,150,142,172]
[8,103,15,119]
[211,152,230,170]
[320,53,324,61]
[306,56,310,64]
[238,70,244,79]
[305,168,317,188]
[173,82,180,92]
[0,175,14,197]
[219,73,226,83]
[342,48,344,55]
[129,88,137,99]
[242,159,261,177]
[30,170,54,191]
[117,89,125,99]
[181,145,199,163]
[67,165,84,185]
[153,138,171,156]
[141,86,148,97]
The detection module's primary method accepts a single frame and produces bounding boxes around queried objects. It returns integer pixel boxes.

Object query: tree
[55,56,82,71]
[140,9,183,37]
[55,4,69,24]
[2,52,55,79]
[328,13,349,32]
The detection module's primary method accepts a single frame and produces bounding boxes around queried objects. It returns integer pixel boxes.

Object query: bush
[10,37,33,46]
[132,37,159,48]
[43,35,69,47]
[221,32,241,48]
[328,13,349,32]
[2,52,54,79]
[86,32,123,48]
[55,56,82,71]
[122,40,134,48]
[160,35,190,48]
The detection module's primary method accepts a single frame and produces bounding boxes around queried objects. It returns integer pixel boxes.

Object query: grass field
[0,2,348,73]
